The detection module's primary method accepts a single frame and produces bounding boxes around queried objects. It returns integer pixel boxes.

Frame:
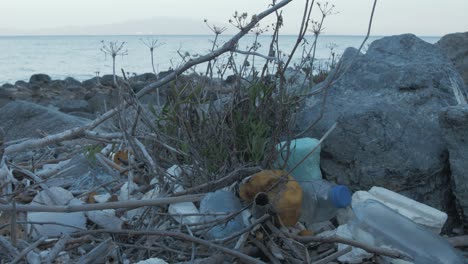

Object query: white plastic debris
[352,186,448,233]
[118,181,139,201]
[336,224,373,263]
[168,201,201,225]
[86,209,123,229]
[165,165,201,224]
[27,187,86,239]
[93,193,111,203]
[135,258,168,264]
[36,159,70,178]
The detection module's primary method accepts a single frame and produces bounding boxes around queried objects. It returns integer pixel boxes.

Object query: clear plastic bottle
[300,179,352,227]
[349,199,466,264]
[199,190,245,240]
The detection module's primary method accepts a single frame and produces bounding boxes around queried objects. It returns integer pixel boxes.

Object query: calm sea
[0,35,440,84]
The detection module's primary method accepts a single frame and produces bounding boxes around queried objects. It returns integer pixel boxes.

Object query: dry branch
[73,229,266,264]
[10,236,47,264]
[0,194,205,213]
[294,234,412,261]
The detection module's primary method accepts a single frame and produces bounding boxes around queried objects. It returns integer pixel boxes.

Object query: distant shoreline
[0,34,443,38]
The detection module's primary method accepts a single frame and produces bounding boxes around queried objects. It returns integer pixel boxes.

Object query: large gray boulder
[439,105,468,221]
[296,34,467,211]
[436,32,468,86]
[0,100,90,141]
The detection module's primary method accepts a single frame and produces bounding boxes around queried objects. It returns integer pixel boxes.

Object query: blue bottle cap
[331,185,352,208]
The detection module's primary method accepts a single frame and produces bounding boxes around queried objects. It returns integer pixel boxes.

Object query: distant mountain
[0,17,231,36]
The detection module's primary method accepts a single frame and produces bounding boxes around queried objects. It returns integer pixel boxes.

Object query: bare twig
[312,246,352,264]
[72,229,266,264]
[294,235,412,261]
[0,194,205,213]
[0,235,19,260]
[78,237,115,264]
[10,236,47,264]
[45,234,70,264]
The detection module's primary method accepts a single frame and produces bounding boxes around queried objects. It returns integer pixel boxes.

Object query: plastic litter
[276,137,322,180]
[353,186,447,233]
[199,190,245,239]
[348,199,465,264]
[27,187,86,239]
[135,257,168,264]
[299,179,352,228]
[166,165,201,224]
[239,170,302,226]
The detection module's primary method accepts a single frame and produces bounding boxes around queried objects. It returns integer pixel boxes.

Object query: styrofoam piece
[166,164,183,178]
[93,193,111,203]
[165,165,200,224]
[352,186,448,233]
[27,187,86,238]
[168,202,201,224]
[336,224,374,263]
[135,258,168,264]
[118,181,139,201]
[27,197,86,239]
[86,210,123,229]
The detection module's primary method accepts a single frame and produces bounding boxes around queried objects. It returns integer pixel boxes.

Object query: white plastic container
[352,186,447,233]
[349,199,465,264]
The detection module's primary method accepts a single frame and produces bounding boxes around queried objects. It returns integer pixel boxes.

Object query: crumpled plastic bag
[239,170,302,226]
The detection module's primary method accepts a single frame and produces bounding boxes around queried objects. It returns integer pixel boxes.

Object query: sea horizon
[0,34,441,84]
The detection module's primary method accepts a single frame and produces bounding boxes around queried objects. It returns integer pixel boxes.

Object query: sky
[0,0,467,36]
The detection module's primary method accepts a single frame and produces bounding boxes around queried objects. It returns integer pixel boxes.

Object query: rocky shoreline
[0,32,467,262]
[1,32,468,222]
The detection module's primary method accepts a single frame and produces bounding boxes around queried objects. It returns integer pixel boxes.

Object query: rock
[0,87,14,107]
[439,105,468,222]
[129,73,157,93]
[1,83,14,89]
[64,77,82,90]
[296,34,467,211]
[283,67,309,94]
[158,69,174,79]
[48,80,66,89]
[15,80,30,89]
[436,32,468,86]
[225,74,238,84]
[82,77,99,89]
[100,74,122,87]
[129,72,157,83]
[57,99,90,113]
[29,73,51,85]
[87,92,116,113]
[0,100,90,141]
[27,187,86,239]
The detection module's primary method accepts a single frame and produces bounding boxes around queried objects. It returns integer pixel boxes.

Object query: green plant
[83,144,104,165]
